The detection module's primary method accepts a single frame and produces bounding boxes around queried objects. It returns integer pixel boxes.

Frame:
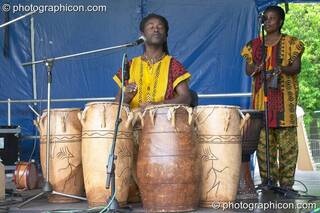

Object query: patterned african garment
[113,55,191,109]
[257,127,298,187]
[241,34,304,128]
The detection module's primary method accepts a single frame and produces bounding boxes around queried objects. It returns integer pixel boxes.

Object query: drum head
[144,104,188,111]
[85,101,129,108]
[196,105,240,110]
[43,108,81,113]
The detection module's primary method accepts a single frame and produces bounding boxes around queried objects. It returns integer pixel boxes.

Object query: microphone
[258,13,267,24]
[128,36,146,47]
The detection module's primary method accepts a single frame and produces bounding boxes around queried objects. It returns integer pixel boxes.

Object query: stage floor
[1,170,320,213]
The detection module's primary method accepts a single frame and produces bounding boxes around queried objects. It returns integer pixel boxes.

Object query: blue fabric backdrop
[0,0,317,161]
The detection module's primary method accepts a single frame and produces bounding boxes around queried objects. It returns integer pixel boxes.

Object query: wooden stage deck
[1,170,319,213]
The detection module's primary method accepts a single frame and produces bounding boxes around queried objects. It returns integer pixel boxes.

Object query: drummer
[113,13,192,109]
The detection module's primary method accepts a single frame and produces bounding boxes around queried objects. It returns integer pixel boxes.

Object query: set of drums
[35,102,263,212]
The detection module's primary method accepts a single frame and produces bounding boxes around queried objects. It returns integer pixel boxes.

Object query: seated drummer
[113,13,192,109]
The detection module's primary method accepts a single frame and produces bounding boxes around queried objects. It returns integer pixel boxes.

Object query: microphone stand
[105,54,128,212]
[257,20,299,198]
[261,22,273,188]
[18,40,143,208]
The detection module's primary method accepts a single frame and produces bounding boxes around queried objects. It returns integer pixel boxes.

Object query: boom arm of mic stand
[0,11,36,28]
[22,42,136,67]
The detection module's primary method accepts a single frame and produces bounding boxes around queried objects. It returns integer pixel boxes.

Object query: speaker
[0,126,21,165]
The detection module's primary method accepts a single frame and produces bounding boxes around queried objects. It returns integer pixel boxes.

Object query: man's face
[142,17,167,46]
[264,10,283,33]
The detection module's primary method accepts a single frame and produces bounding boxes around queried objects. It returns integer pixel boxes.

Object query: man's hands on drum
[123,83,138,103]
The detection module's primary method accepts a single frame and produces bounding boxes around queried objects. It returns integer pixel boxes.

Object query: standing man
[241,6,304,189]
[113,13,192,109]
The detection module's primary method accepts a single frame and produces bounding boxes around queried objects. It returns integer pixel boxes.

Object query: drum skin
[80,102,133,207]
[137,105,200,212]
[37,108,84,203]
[195,105,242,207]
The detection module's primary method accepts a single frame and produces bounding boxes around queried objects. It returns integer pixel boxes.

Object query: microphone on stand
[258,13,267,25]
[123,36,145,84]
[128,36,146,47]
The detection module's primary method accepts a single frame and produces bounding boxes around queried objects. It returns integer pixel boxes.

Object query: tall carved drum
[127,108,143,203]
[37,108,84,203]
[80,102,133,207]
[137,105,200,212]
[195,105,242,207]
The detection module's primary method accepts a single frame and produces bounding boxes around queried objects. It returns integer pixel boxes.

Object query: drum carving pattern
[37,108,84,203]
[80,102,133,207]
[200,147,228,199]
[195,105,242,207]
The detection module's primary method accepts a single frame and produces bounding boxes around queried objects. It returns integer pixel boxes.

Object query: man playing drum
[113,13,192,108]
[113,14,195,206]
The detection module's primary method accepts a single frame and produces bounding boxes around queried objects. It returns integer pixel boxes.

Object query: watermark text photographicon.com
[1,3,107,13]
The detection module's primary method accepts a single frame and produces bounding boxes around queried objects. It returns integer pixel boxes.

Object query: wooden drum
[137,104,200,212]
[127,109,143,203]
[14,161,38,190]
[36,108,84,203]
[79,102,133,207]
[195,105,243,207]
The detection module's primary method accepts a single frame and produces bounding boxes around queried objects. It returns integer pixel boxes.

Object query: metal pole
[52,191,87,201]
[0,97,115,104]
[22,43,134,66]
[198,93,252,98]
[31,16,37,104]
[7,98,11,126]
[0,93,252,105]
[0,11,36,28]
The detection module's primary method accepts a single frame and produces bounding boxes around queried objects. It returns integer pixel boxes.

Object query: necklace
[142,53,166,65]
[265,34,282,47]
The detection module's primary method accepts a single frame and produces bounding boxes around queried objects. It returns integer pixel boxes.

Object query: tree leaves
[281,3,320,127]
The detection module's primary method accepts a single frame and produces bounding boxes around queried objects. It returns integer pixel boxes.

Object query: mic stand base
[17,181,52,208]
[106,196,120,212]
[42,180,53,193]
[256,182,300,199]
[17,181,87,208]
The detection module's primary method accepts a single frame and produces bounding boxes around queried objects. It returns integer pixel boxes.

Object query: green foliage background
[280,3,320,128]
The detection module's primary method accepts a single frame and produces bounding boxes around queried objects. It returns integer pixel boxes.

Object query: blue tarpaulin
[0,0,318,161]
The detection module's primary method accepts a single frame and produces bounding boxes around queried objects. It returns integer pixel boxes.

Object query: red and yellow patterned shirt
[241,34,304,127]
[113,55,191,109]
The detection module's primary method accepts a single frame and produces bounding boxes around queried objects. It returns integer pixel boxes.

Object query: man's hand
[115,83,137,104]
[123,83,138,103]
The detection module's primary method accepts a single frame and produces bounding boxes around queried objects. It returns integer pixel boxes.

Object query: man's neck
[144,46,165,59]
